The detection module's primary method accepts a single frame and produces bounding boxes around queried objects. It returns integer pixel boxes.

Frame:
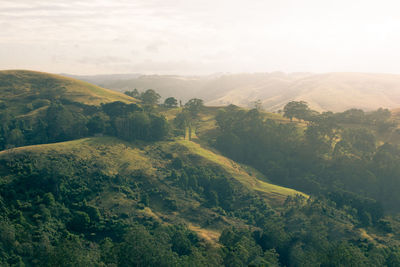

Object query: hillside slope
[0,137,305,208]
[1,136,399,266]
[0,70,137,112]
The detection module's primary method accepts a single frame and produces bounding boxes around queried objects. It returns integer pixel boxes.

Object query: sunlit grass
[176,139,308,205]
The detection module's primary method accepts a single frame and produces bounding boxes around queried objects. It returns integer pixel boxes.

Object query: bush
[69,211,91,232]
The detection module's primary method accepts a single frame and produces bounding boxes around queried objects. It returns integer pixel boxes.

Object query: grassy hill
[1,136,399,266]
[0,136,306,254]
[0,70,137,116]
[0,136,306,209]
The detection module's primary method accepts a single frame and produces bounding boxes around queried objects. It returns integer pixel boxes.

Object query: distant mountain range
[64,72,400,112]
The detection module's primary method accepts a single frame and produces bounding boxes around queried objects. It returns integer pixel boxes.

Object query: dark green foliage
[0,151,225,266]
[164,97,178,108]
[124,88,140,98]
[0,95,168,150]
[48,236,100,267]
[114,112,169,141]
[0,140,399,266]
[173,99,204,140]
[141,89,161,107]
[45,101,88,142]
[171,157,183,169]
[185,98,204,117]
[283,101,312,121]
[118,224,178,266]
[214,104,400,218]
[87,112,110,135]
[101,101,141,117]
[69,211,91,232]
[6,128,25,147]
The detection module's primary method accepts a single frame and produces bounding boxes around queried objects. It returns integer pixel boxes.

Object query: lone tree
[174,98,204,140]
[283,101,310,122]
[164,97,178,108]
[184,98,204,117]
[140,89,161,107]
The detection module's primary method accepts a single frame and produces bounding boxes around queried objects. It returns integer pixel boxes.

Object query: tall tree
[141,89,161,106]
[185,98,204,117]
[164,97,178,108]
[283,101,310,122]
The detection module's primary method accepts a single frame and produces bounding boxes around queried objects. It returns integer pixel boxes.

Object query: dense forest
[0,92,169,150]
[1,78,400,266]
[215,102,400,214]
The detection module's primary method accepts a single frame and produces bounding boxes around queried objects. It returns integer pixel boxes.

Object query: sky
[1,0,400,75]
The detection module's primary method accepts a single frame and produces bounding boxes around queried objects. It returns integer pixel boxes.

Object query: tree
[174,110,192,139]
[336,108,365,124]
[124,89,140,98]
[69,211,90,232]
[185,98,204,117]
[46,102,75,141]
[149,114,170,140]
[164,97,178,108]
[283,101,310,122]
[140,89,161,106]
[253,99,263,111]
[114,112,150,141]
[367,108,391,124]
[87,112,110,135]
[7,128,25,147]
[339,128,376,158]
[101,101,140,117]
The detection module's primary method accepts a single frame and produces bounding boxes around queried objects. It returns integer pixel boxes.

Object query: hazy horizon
[2,0,400,75]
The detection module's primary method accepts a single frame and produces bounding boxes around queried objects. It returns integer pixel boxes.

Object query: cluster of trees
[0,98,170,150]
[215,103,400,215]
[124,89,204,112]
[100,101,169,141]
[0,87,207,151]
[123,89,206,140]
[124,89,180,109]
[283,101,394,132]
[173,98,204,140]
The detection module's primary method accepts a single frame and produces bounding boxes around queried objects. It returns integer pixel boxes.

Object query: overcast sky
[1,0,400,75]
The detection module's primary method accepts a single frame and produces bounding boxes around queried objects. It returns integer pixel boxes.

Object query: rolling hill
[2,69,400,266]
[73,72,400,112]
[0,136,306,208]
[0,70,137,116]
[0,136,309,263]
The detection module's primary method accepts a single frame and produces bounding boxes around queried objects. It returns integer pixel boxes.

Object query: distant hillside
[76,72,400,112]
[63,73,142,84]
[0,70,137,111]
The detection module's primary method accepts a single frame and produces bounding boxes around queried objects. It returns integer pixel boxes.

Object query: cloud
[145,41,167,53]
[2,0,400,74]
[78,56,132,65]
